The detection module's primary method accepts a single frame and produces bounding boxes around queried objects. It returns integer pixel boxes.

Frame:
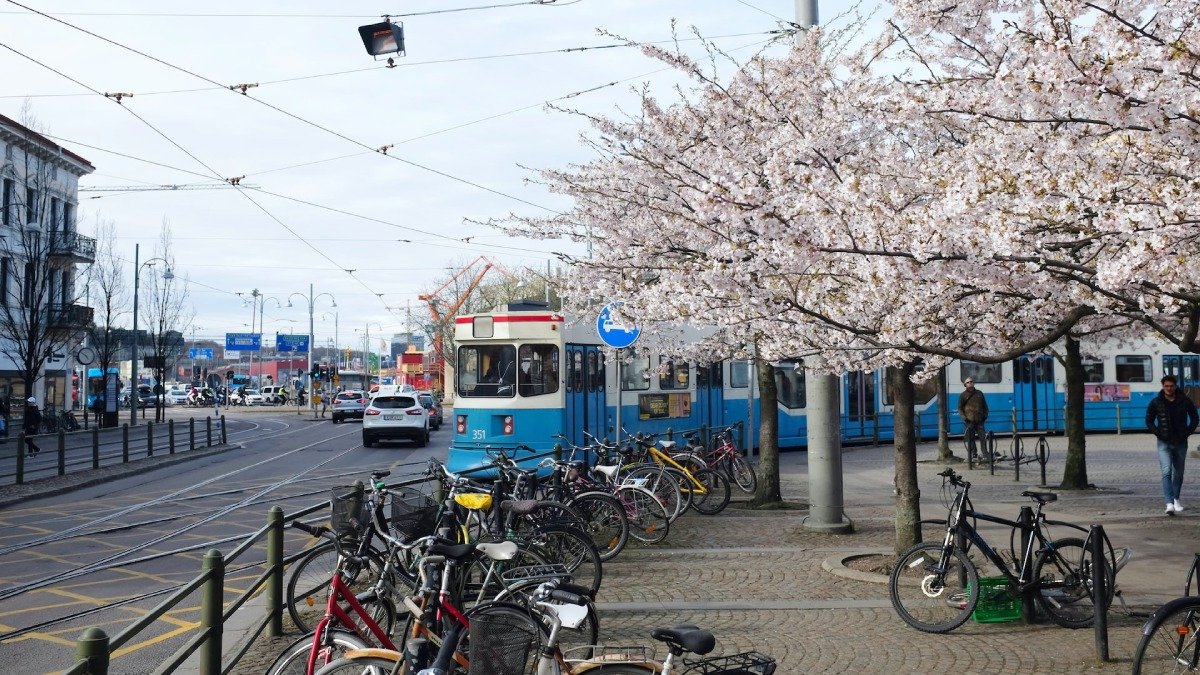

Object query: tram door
[1012,355,1055,431]
[695,363,725,445]
[564,345,606,452]
[843,371,876,440]
[1163,355,1200,407]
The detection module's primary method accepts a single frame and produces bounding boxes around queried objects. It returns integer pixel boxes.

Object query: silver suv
[362,393,429,447]
[331,390,368,423]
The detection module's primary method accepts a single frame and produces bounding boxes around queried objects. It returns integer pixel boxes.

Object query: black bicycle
[889,468,1117,633]
[1132,554,1200,674]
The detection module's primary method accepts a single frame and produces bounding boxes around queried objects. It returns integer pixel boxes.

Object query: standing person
[1145,374,1198,515]
[958,377,989,460]
[23,397,41,457]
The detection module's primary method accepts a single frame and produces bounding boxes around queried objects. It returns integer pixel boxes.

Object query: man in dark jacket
[23,397,41,457]
[958,377,989,459]
[1145,374,1199,515]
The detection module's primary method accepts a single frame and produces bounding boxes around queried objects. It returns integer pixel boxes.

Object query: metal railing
[49,230,97,261]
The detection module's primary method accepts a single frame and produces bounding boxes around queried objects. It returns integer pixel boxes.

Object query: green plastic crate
[970,576,1022,623]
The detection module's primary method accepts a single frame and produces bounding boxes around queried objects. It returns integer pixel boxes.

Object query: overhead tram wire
[0,0,568,19]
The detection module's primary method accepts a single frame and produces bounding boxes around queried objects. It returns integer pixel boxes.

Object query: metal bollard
[1014,436,1022,482]
[221,415,227,444]
[967,435,974,470]
[206,417,212,447]
[1036,435,1050,486]
[122,424,129,463]
[168,419,175,454]
[74,626,110,675]
[199,549,225,675]
[266,507,284,637]
[58,429,66,476]
[146,421,154,457]
[1090,525,1109,661]
[15,433,24,485]
[190,418,196,452]
[92,426,100,469]
[1115,404,1122,435]
[989,433,996,475]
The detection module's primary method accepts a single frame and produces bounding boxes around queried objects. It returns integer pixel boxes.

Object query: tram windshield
[457,344,559,398]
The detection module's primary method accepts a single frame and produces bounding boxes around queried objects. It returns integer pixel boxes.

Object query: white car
[242,389,265,406]
[165,386,189,406]
[362,393,429,448]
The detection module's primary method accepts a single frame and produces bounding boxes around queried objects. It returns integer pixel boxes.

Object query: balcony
[48,231,96,263]
[47,303,94,330]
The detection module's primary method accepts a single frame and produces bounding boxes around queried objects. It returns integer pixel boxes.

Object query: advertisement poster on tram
[1083,384,1131,402]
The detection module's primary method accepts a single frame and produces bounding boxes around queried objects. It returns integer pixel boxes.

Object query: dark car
[417,391,443,430]
[120,385,156,409]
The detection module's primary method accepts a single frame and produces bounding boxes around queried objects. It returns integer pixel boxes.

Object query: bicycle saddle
[593,464,620,479]
[650,625,715,655]
[371,470,391,479]
[658,440,677,449]
[1021,490,1057,504]
[500,499,541,516]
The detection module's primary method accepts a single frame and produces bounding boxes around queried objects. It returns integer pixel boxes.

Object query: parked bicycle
[1132,553,1200,674]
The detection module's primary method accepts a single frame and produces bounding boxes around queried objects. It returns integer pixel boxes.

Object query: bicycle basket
[682,651,777,675]
[390,484,438,541]
[329,486,368,538]
[467,609,541,675]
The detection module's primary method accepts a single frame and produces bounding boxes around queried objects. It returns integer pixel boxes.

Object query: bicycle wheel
[625,464,684,521]
[688,468,732,515]
[729,455,757,494]
[286,543,388,633]
[889,541,979,633]
[1032,536,1112,628]
[663,466,694,516]
[458,544,554,608]
[614,485,670,544]
[1132,598,1200,674]
[266,629,370,675]
[314,655,397,675]
[525,524,603,595]
[585,666,657,674]
[566,491,629,562]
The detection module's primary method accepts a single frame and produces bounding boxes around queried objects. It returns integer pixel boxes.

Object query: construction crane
[418,256,514,392]
[79,182,258,193]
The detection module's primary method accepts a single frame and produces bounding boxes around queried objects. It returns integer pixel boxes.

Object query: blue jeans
[1157,439,1188,503]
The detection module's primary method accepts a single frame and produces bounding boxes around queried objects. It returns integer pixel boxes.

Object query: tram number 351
[472,430,485,440]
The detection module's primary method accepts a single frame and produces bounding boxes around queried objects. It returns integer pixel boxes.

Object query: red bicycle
[688,427,756,494]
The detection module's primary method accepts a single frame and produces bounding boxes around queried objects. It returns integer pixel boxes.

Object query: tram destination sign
[596,302,640,349]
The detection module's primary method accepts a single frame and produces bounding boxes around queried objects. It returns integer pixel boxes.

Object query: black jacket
[1146,391,1199,444]
[23,404,40,436]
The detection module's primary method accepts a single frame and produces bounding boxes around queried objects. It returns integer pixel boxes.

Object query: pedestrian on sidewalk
[1146,374,1198,515]
[23,397,41,457]
[958,377,988,459]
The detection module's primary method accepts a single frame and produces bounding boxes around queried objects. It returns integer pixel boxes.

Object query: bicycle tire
[566,491,630,562]
[663,466,694,517]
[584,666,657,674]
[1131,597,1200,674]
[525,524,603,595]
[265,628,370,675]
[889,541,979,633]
[625,464,684,522]
[689,468,732,515]
[285,543,388,633]
[1032,536,1112,629]
[614,485,670,544]
[729,454,757,494]
[313,655,397,675]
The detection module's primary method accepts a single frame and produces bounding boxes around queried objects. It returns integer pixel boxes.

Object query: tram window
[960,361,1001,384]
[730,360,750,388]
[1081,359,1104,383]
[1116,355,1152,382]
[456,344,516,397]
[569,351,584,393]
[774,364,806,409]
[658,357,689,390]
[589,351,605,392]
[472,316,494,338]
[518,344,559,397]
[882,365,938,406]
[621,354,651,391]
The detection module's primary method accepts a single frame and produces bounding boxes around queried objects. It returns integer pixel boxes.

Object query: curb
[0,443,242,510]
[821,549,893,584]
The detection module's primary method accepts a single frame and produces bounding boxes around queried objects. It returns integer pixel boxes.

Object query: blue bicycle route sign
[596,302,640,349]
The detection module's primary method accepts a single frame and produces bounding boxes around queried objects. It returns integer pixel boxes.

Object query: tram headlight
[457,415,467,434]
[502,415,514,435]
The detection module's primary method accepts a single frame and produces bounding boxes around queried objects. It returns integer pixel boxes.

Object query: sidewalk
[228,432,1196,673]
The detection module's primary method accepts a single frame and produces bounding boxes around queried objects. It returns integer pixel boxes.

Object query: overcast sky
[0,0,886,353]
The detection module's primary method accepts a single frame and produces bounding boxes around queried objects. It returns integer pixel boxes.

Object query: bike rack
[968,432,1050,483]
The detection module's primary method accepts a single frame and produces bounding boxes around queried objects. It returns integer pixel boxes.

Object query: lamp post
[357,322,384,390]
[288,284,336,396]
[130,243,173,427]
[321,311,339,372]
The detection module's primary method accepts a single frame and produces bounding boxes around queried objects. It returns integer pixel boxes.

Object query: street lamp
[288,284,336,397]
[356,322,385,389]
[321,311,339,371]
[130,243,173,426]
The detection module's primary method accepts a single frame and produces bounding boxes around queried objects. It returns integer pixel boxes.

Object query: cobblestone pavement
[226,432,1198,673]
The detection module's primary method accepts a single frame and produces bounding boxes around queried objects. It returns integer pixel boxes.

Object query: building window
[730,360,750,388]
[22,260,33,307]
[50,197,60,234]
[1116,355,1152,383]
[63,202,74,232]
[961,361,1002,384]
[658,357,689,390]
[25,187,36,224]
[1,179,12,227]
[0,257,9,307]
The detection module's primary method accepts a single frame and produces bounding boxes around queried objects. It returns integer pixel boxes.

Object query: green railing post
[266,506,284,637]
[206,417,212,447]
[190,418,196,452]
[199,549,225,675]
[168,419,176,454]
[58,429,66,476]
[92,426,100,469]
[15,433,25,485]
[75,627,110,675]
[221,415,227,445]
[665,426,674,441]
[146,421,154,458]
[121,424,129,463]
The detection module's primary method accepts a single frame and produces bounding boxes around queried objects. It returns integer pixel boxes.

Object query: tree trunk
[891,361,922,555]
[750,358,782,507]
[936,366,957,462]
[1060,336,1090,489]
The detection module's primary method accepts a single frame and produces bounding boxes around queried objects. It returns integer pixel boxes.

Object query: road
[0,407,450,674]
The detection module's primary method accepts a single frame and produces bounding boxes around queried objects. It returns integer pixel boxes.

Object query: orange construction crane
[418,256,513,391]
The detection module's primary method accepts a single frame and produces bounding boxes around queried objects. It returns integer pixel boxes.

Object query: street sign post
[275,334,310,353]
[596,302,640,349]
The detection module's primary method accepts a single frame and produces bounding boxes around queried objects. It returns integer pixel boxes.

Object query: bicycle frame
[937,491,1062,596]
[306,571,396,675]
[643,445,708,494]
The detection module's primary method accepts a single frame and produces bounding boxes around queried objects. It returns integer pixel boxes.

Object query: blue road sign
[225,333,261,351]
[188,347,214,360]
[276,334,310,353]
[596,302,640,349]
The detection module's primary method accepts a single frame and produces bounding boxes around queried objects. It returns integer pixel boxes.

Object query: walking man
[958,377,989,459]
[1146,374,1198,515]
[23,397,41,457]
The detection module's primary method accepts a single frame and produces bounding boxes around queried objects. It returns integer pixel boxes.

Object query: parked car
[331,390,368,424]
[416,390,443,430]
[362,393,429,447]
[165,385,190,406]
[120,385,156,409]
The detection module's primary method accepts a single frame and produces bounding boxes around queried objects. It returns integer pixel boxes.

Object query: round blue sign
[596,302,640,349]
